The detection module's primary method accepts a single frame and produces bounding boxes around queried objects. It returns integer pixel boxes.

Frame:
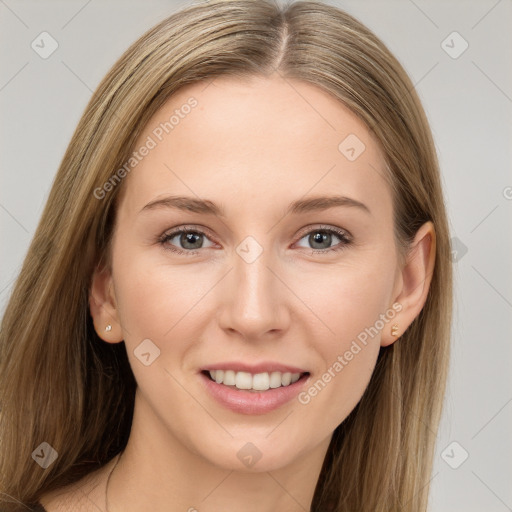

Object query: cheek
[111,254,210,408]
[298,256,395,350]
[113,249,210,339]
[111,248,224,386]
[294,258,395,426]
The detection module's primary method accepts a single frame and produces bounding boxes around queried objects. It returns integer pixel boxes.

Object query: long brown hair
[0,1,452,510]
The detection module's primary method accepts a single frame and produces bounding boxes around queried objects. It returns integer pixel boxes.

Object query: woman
[0,0,452,510]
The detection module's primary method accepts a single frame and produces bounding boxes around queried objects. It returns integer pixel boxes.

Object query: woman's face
[100,74,405,471]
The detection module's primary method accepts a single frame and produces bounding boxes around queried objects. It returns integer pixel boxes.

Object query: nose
[217,242,291,341]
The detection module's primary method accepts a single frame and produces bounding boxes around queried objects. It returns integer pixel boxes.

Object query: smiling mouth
[202,369,310,392]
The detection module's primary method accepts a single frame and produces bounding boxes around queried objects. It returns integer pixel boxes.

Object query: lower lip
[199,372,310,415]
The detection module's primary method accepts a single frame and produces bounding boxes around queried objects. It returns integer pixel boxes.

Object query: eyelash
[158,225,352,256]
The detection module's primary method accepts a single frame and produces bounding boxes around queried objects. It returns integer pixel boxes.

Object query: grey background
[1,0,511,510]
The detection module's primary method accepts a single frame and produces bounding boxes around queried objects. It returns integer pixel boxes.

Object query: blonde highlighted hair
[0,1,452,510]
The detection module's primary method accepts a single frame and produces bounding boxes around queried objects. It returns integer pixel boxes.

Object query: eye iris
[181,232,202,249]
[310,231,331,249]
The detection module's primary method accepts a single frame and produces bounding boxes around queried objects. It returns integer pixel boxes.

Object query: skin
[41,74,435,511]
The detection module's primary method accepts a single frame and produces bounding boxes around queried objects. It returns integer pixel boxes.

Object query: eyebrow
[140,194,371,217]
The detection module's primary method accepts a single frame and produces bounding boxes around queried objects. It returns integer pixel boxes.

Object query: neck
[107,391,330,512]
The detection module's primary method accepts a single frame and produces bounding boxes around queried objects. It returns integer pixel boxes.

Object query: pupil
[181,232,201,249]
[311,231,331,249]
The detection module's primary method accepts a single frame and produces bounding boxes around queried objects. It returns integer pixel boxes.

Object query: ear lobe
[89,265,123,343]
[381,221,436,347]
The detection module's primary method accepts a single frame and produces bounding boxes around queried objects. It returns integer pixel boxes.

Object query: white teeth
[223,370,236,385]
[235,371,252,390]
[269,371,282,389]
[252,373,270,391]
[281,372,291,386]
[207,370,304,391]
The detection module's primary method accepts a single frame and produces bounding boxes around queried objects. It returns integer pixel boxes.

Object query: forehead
[118,74,391,220]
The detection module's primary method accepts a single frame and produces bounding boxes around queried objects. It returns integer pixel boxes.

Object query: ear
[89,264,123,344]
[381,221,436,347]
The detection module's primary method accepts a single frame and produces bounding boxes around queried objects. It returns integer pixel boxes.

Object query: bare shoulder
[39,460,113,512]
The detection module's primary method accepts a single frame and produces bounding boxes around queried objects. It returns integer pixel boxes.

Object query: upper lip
[201,361,309,374]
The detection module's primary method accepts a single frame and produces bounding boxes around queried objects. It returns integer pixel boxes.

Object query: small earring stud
[391,324,399,336]
[105,324,112,332]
